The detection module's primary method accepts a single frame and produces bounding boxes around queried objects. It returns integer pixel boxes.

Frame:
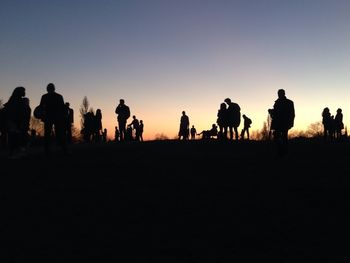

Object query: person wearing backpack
[240,114,252,140]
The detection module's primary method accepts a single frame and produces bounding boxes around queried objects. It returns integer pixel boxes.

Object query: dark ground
[2,139,350,262]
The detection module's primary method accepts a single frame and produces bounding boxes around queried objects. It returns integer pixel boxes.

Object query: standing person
[322,107,332,141]
[271,89,295,156]
[240,114,252,140]
[115,99,130,141]
[139,120,144,142]
[39,83,67,155]
[224,98,241,140]
[190,125,197,140]
[94,109,103,142]
[178,111,190,140]
[3,86,30,158]
[128,115,140,141]
[217,102,228,140]
[334,108,344,140]
[65,102,74,144]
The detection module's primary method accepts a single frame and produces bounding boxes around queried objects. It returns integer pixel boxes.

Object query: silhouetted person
[271,89,295,156]
[178,111,189,140]
[322,107,332,141]
[190,125,197,140]
[102,128,107,142]
[139,120,144,142]
[20,97,31,151]
[197,124,218,139]
[224,98,241,140]
[240,114,252,140]
[128,115,140,141]
[65,102,74,143]
[39,83,67,155]
[217,102,228,140]
[334,108,343,140]
[115,99,130,141]
[94,109,103,142]
[82,111,94,143]
[3,87,30,158]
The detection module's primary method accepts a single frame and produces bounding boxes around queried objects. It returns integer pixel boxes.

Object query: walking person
[240,114,252,140]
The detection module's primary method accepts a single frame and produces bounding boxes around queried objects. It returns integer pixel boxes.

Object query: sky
[1,0,349,140]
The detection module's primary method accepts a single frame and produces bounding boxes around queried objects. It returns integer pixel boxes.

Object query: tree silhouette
[80,96,91,130]
[305,121,323,138]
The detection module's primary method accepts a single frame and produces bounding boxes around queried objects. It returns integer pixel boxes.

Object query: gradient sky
[1,0,349,140]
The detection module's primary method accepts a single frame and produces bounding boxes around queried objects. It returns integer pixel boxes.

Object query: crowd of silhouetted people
[0,84,347,158]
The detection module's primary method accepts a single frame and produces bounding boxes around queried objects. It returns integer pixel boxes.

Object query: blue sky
[1,0,350,139]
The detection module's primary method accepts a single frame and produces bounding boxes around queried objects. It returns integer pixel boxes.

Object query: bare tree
[305,121,323,138]
[80,96,90,130]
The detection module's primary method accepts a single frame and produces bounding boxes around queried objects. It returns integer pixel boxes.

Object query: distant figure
[240,114,252,140]
[139,120,144,142]
[334,108,344,140]
[82,111,94,143]
[217,102,228,140]
[3,87,31,158]
[128,115,140,141]
[190,125,197,140]
[224,98,241,140]
[65,102,74,143]
[322,107,332,141]
[102,128,107,142]
[271,89,295,156]
[114,126,120,142]
[197,124,218,139]
[178,111,190,140]
[39,83,67,155]
[115,99,130,141]
[94,109,103,142]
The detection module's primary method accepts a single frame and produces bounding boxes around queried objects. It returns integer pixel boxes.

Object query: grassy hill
[2,139,350,262]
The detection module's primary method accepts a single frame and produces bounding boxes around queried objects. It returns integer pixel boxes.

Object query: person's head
[47,83,55,93]
[243,114,246,118]
[220,102,226,109]
[12,86,25,98]
[140,120,143,124]
[119,99,125,105]
[337,108,342,113]
[224,98,231,104]
[182,111,186,115]
[132,115,136,119]
[65,102,70,107]
[277,89,285,98]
